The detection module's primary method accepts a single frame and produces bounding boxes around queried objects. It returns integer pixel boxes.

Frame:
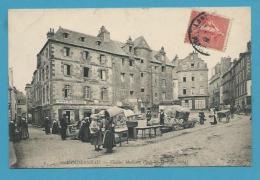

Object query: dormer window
[129,46,133,52]
[79,37,85,42]
[63,33,69,38]
[96,41,101,46]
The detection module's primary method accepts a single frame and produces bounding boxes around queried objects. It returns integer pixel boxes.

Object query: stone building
[16,90,27,119]
[221,42,251,109]
[176,52,209,110]
[209,57,232,108]
[28,26,176,125]
[25,83,33,123]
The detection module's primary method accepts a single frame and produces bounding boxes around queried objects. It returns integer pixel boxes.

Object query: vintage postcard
[8,7,251,168]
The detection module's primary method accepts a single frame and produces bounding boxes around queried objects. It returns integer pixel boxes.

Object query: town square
[8,8,251,168]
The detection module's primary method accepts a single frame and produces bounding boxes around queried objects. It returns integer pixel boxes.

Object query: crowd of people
[43,111,116,153]
[9,116,29,142]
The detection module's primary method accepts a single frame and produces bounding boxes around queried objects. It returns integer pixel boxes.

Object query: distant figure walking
[60,114,68,140]
[52,119,59,134]
[209,108,217,125]
[146,109,152,126]
[44,117,51,135]
[199,112,205,125]
[159,109,165,125]
[21,117,29,139]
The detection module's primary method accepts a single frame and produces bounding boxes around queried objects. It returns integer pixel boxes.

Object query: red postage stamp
[185,10,230,55]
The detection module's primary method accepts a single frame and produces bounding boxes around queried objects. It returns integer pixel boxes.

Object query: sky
[8,8,251,92]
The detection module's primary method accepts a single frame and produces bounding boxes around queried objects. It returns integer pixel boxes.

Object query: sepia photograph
[8,8,251,168]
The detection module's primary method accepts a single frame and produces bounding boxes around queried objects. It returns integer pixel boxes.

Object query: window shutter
[97,69,101,79]
[89,68,92,78]
[80,51,84,61]
[69,86,72,97]
[105,70,108,80]
[61,63,64,74]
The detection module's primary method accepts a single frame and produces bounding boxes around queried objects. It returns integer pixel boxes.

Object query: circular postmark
[188,11,210,56]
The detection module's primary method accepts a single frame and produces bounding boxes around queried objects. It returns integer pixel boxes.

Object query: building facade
[209,57,232,108]
[27,26,177,125]
[176,52,209,110]
[222,42,251,109]
[16,90,27,119]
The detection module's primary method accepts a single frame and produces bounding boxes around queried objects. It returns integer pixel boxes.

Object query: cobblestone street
[14,114,251,168]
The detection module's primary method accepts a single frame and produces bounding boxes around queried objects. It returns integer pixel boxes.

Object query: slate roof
[49,27,174,66]
[51,27,128,56]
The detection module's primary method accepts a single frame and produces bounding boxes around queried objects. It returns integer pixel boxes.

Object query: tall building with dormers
[28,26,177,125]
[176,52,209,110]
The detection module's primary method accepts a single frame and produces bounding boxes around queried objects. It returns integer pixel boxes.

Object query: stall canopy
[106,106,125,117]
[123,109,135,118]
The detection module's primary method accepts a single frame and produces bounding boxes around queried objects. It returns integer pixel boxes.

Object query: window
[83,51,89,60]
[83,67,89,78]
[63,33,69,38]
[42,69,45,81]
[101,88,108,101]
[162,92,166,100]
[141,88,145,93]
[100,70,106,80]
[64,85,71,98]
[192,76,195,81]
[79,37,85,42]
[130,74,134,83]
[191,63,194,68]
[121,73,125,82]
[64,64,71,76]
[45,48,48,58]
[195,99,206,109]
[141,59,144,63]
[84,86,91,99]
[141,72,144,77]
[100,55,106,64]
[129,46,132,52]
[96,41,101,46]
[64,47,70,56]
[129,60,133,66]
[43,87,45,103]
[162,79,166,86]
[130,91,134,96]
[183,89,187,95]
[46,66,49,80]
[46,85,49,102]
[122,58,125,66]
[183,77,186,82]
[162,66,165,72]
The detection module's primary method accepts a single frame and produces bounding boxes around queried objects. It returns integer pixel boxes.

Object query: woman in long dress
[90,116,103,151]
[52,119,59,134]
[21,117,29,139]
[79,117,91,142]
[103,112,116,153]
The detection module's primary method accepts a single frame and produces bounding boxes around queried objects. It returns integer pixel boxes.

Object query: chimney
[47,28,55,39]
[97,26,110,42]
